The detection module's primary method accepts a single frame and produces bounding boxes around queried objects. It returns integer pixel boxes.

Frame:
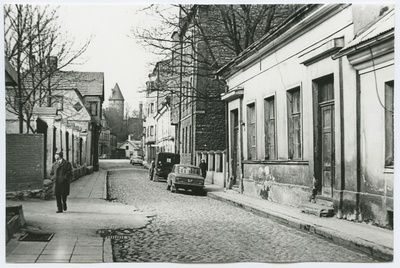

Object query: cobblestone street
[107,166,378,263]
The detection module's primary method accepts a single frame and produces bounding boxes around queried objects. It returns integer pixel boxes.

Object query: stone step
[231,184,241,193]
[315,195,334,207]
[300,203,335,217]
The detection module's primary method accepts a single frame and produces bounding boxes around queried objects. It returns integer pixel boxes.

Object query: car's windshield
[177,166,200,175]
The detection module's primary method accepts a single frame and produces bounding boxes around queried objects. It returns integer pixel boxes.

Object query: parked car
[130,155,143,165]
[167,164,205,195]
[99,154,108,159]
[149,152,180,182]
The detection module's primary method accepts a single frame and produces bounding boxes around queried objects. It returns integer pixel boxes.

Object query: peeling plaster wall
[242,163,312,206]
[357,63,394,225]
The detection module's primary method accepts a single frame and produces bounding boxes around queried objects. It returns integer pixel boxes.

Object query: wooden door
[231,109,239,185]
[320,102,335,196]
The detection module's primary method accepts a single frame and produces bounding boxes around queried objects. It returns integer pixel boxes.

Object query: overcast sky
[57,4,173,114]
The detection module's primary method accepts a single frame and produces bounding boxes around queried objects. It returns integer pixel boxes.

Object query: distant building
[108,83,124,120]
[117,136,142,159]
[5,56,104,193]
[143,60,175,165]
[125,101,144,141]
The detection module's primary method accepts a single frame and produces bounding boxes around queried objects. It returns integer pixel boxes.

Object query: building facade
[117,137,142,159]
[5,59,105,192]
[218,4,394,228]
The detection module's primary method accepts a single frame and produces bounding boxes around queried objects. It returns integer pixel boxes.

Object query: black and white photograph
[1,0,397,266]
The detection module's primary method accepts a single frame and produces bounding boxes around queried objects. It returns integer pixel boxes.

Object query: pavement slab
[5,169,152,263]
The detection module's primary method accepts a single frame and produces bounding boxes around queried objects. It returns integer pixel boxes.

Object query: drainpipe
[356,70,361,221]
[339,57,345,213]
[224,89,229,189]
[239,97,244,194]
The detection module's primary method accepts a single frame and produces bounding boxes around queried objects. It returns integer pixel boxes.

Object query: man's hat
[55,150,63,157]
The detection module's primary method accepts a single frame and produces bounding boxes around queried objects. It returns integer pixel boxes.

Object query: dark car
[149,152,180,182]
[167,164,205,194]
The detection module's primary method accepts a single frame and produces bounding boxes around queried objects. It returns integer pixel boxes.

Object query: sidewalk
[206,185,393,261]
[5,169,152,263]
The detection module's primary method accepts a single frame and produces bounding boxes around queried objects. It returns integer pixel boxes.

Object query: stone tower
[108,83,125,120]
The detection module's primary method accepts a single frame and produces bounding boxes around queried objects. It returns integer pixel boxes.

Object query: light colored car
[167,164,205,195]
[130,155,143,165]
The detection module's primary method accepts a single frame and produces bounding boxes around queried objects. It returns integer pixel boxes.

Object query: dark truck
[149,152,180,182]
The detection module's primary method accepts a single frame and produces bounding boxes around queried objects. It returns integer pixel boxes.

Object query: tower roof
[109,83,124,101]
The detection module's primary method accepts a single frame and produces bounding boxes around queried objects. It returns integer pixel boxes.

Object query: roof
[333,8,394,58]
[216,4,318,77]
[118,140,141,149]
[5,59,18,86]
[109,83,124,101]
[51,71,104,97]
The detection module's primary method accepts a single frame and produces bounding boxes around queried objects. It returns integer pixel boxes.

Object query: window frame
[246,101,256,160]
[52,95,64,111]
[287,86,302,160]
[264,95,276,160]
[88,101,98,116]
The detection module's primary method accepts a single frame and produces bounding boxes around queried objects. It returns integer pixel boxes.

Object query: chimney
[47,56,58,71]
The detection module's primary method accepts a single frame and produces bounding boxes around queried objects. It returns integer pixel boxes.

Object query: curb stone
[207,192,393,262]
[103,237,113,262]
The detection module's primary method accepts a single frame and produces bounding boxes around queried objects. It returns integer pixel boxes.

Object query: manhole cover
[19,233,54,242]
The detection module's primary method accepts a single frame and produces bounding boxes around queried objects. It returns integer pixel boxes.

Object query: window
[150,126,154,136]
[88,101,98,116]
[182,86,187,112]
[182,127,186,153]
[186,85,189,110]
[287,87,302,159]
[151,103,154,113]
[185,126,188,153]
[385,81,394,166]
[264,97,276,159]
[52,95,63,111]
[189,125,192,153]
[247,102,256,160]
[125,146,129,150]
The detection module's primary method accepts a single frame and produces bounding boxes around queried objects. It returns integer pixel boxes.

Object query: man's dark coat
[199,162,207,179]
[50,159,72,196]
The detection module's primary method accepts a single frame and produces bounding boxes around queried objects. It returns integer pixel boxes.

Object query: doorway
[231,109,239,185]
[313,74,335,197]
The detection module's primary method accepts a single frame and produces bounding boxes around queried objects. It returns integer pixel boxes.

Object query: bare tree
[133,4,302,103]
[4,4,91,133]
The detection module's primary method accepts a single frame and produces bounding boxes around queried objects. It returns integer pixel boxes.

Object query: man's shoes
[56,210,63,213]
[63,204,67,211]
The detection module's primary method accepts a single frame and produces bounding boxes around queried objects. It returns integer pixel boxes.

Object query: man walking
[50,150,72,213]
[199,159,207,179]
